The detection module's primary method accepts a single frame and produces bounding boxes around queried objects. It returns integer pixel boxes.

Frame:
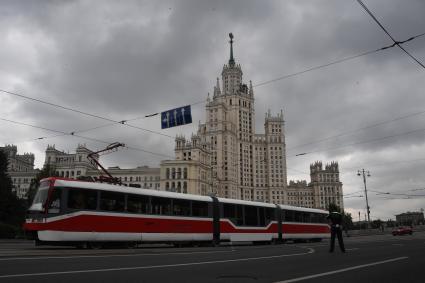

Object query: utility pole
[358,169,371,227]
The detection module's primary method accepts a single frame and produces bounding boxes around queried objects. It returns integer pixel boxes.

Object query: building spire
[229,33,235,66]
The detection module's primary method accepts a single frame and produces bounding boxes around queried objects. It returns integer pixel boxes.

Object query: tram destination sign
[161,105,192,129]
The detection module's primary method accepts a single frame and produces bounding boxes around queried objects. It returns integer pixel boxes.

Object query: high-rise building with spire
[160,34,288,203]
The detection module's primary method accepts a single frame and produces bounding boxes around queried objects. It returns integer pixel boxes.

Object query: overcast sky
[1,0,424,220]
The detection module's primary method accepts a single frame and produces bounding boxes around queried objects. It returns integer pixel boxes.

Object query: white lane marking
[0,248,314,278]
[298,244,328,248]
[274,256,408,283]
[0,249,234,261]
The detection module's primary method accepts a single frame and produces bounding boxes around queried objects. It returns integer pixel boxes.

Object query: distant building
[286,180,313,207]
[44,144,161,190]
[286,161,343,210]
[309,161,343,210]
[160,134,212,195]
[395,211,424,225]
[0,145,39,199]
[44,144,99,178]
[87,166,160,190]
[1,144,35,172]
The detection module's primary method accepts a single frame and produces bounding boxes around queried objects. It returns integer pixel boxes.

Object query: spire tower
[229,33,235,66]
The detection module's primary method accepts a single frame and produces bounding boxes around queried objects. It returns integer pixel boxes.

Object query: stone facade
[286,180,314,207]
[0,145,38,199]
[160,133,212,195]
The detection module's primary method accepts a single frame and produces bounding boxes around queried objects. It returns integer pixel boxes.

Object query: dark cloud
[1,0,425,219]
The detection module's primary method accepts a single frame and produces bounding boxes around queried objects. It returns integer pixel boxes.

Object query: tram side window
[245,206,258,226]
[236,205,243,225]
[100,191,125,212]
[127,194,149,214]
[151,197,171,215]
[47,188,61,213]
[303,212,311,223]
[172,199,191,216]
[284,210,295,222]
[312,213,326,223]
[223,203,235,219]
[265,208,276,223]
[68,189,97,210]
[295,211,303,222]
[223,203,243,225]
[192,201,209,217]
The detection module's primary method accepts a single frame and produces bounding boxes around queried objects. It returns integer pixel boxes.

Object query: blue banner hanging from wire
[161,105,192,129]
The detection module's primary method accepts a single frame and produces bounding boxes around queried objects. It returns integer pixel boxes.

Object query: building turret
[213,78,221,97]
[221,33,243,95]
[249,80,254,97]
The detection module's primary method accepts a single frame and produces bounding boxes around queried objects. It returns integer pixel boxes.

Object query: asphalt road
[0,232,424,283]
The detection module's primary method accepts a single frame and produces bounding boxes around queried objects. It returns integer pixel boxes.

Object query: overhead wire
[0,88,176,139]
[287,108,425,151]
[369,189,425,197]
[289,124,425,158]
[356,0,425,69]
[1,27,424,175]
[1,31,424,147]
[0,117,174,159]
[340,157,425,171]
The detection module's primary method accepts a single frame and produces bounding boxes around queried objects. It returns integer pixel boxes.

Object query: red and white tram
[24,177,330,246]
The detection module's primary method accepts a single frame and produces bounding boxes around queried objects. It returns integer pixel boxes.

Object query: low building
[286,161,344,210]
[86,166,160,190]
[45,144,99,178]
[395,211,424,225]
[286,180,314,207]
[0,145,38,199]
[44,144,161,190]
[160,134,212,195]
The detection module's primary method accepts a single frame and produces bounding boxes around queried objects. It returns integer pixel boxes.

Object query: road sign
[161,105,192,129]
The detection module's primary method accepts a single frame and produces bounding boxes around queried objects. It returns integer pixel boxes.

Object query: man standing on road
[327,211,346,253]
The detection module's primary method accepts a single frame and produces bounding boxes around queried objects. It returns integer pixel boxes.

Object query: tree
[371,219,383,229]
[386,219,396,227]
[343,212,354,229]
[327,203,341,213]
[26,164,57,206]
[0,150,26,227]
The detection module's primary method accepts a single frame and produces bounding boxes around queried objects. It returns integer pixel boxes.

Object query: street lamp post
[357,169,371,227]
[358,211,361,229]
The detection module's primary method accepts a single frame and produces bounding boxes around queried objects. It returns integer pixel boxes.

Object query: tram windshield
[29,180,50,211]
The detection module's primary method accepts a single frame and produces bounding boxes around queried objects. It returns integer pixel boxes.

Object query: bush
[0,222,19,239]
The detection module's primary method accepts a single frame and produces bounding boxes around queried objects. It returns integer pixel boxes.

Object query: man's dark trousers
[330,226,345,252]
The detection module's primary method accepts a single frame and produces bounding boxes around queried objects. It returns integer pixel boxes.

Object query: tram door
[277,206,283,243]
[211,197,220,245]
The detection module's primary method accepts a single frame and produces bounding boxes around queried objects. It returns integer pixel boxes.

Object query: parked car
[392,226,413,236]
